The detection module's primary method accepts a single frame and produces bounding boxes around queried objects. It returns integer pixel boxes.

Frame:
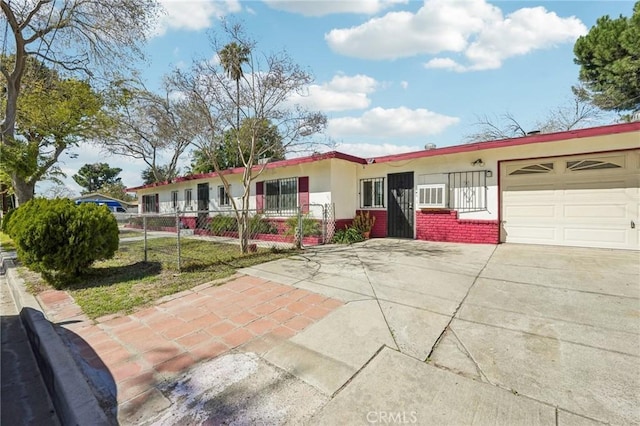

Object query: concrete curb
[20,308,111,426]
[2,255,43,314]
[2,256,112,425]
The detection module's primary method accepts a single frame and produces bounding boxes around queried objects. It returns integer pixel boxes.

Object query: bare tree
[169,23,328,253]
[466,86,607,143]
[43,184,77,199]
[1,0,161,205]
[100,80,193,184]
[466,112,529,143]
[537,85,605,132]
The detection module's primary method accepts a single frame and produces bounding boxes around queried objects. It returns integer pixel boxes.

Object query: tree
[43,184,77,199]
[466,87,606,143]
[219,41,251,147]
[100,80,191,184]
[574,2,640,113]
[72,163,122,193]
[99,182,135,202]
[190,118,285,173]
[1,0,160,206]
[170,24,327,253]
[0,56,105,202]
[141,165,177,185]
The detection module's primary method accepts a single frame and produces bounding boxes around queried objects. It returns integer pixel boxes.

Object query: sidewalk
[35,274,342,423]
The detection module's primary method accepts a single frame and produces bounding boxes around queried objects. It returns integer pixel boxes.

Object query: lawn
[20,237,294,319]
[0,232,16,252]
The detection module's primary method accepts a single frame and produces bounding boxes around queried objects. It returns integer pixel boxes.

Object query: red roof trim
[127,151,367,191]
[373,122,640,164]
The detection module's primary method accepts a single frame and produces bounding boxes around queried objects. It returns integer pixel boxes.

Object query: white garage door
[501,150,640,250]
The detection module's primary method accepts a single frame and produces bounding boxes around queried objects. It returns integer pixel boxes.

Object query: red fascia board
[126,151,366,192]
[373,122,640,164]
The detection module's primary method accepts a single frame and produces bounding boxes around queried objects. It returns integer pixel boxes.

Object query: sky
[38,0,636,197]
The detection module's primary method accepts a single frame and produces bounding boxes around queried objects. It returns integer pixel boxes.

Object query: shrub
[1,208,16,235]
[249,214,277,234]
[352,211,376,234]
[332,226,365,244]
[127,216,175,229]
[285,215,322,237]
[210,215,238,234]
[9,198,119,283]
[4,198,48,240]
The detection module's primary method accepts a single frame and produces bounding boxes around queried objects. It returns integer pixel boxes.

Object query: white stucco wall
[133,128,639,225]
[359,152,499,220]
[355,129,640,222]
[254,160,332,219]
[329,159,359,219]
[134,160,336,219]
[135,173,245,214]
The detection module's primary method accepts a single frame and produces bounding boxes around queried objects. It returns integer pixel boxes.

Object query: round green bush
[10,198,119,281]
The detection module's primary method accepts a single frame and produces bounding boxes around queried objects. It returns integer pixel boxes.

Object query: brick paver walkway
[36,274,342,420]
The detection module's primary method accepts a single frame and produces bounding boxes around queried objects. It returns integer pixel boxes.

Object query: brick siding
[415,209,499,244]
[356,210,388,238]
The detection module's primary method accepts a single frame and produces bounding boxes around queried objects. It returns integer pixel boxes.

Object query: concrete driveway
[240,240,640,425]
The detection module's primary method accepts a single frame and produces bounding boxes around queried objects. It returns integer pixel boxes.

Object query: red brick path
[36,275,342,410]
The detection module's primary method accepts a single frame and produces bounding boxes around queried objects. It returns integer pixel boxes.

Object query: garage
[500,150,639,250]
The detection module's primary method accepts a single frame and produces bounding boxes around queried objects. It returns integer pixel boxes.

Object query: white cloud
[153,0,241,36]
[423,57,467,72]
[328,107,459,138]
[263,0,407,17]
[326,0,586,71]
[400,81,409,89]
[291,74,379,112]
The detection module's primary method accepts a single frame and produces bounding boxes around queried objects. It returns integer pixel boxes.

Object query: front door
[197,183,209,229]
[387,172,414,238]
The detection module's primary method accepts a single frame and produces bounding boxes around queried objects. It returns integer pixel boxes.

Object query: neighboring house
[128,122,640,251]
[74,193,138,213]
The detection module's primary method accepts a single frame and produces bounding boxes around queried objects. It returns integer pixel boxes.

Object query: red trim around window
[299,176,309,213]
[256,181,264,213]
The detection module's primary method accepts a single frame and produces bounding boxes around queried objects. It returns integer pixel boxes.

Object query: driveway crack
[426,244,498,361]
[352,246,401,352]
[449,327,494,385]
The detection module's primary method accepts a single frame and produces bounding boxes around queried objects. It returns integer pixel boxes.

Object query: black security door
[197,183,209,228]
[387,172,414,238]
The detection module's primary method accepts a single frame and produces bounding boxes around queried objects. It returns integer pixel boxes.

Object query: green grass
[0,232,16,252]
[21,237,294,319]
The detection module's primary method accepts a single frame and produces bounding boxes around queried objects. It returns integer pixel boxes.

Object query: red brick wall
[415,210,498,244]
[356,210,388,238]
[334,219,352,232]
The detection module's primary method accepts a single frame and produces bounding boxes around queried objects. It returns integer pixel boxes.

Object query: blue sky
[47,0,635,196]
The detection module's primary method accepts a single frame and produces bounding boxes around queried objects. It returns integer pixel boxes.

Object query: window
[417,184,446,208]
[171,191,178,210]
[448,170,487,212]
[509,162,554,175]
[265,177,297,213]
[360,178,384,208]
[566,159,622,171]
[142,194,158,213]
[184,189,192,209]
[218,185,230,206]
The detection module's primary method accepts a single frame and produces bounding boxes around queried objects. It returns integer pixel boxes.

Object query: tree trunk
[239,213,249,254]
[12,175,35,206]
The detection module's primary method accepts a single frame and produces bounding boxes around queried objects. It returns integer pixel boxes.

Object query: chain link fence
[116,205,336,272]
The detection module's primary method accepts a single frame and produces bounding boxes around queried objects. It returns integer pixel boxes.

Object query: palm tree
[219,42,251,135]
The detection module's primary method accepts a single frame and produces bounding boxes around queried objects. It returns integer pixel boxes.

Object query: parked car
[74,199,127,213]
